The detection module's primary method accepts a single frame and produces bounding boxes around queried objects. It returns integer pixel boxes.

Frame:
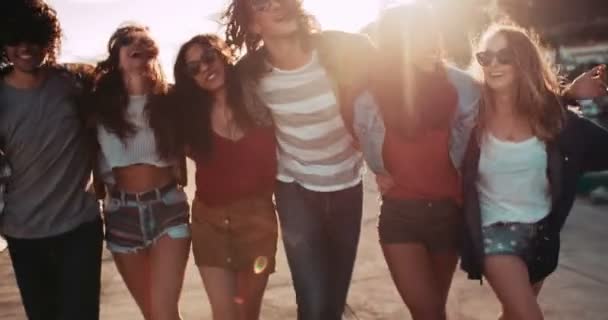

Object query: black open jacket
[460,106,608,284]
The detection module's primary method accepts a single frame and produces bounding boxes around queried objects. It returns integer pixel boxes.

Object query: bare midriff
[112,164,174,193]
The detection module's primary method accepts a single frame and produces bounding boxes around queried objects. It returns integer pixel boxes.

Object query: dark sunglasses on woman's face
[476,48,515,67]
[117,34,154,47]
[185,48,218,77]
[250,0,293,12]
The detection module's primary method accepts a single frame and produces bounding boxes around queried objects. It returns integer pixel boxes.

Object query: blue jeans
[275,181,363,320]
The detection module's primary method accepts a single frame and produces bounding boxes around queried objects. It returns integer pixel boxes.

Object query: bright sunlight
[48,0,401,77]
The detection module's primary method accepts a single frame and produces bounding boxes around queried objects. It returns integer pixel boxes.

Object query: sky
[48,0,390,77]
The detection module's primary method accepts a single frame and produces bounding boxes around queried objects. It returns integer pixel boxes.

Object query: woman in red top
[369,4,475,320]
[171,34,277,320]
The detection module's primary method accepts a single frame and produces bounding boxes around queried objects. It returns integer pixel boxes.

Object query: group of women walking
[95,1,608,320]
[4,1,606,320]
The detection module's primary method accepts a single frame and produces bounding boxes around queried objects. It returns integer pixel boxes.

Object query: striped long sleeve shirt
[259,51,363,192]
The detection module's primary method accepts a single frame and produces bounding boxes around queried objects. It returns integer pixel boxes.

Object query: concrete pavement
[1,170,607,319]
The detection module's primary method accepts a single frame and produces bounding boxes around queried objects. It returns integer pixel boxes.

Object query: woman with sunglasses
[172,34,277,320]
[461,23,608,320]
[89,24,190,320]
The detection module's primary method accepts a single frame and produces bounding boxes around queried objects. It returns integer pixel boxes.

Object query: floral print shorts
[482,222,538,257]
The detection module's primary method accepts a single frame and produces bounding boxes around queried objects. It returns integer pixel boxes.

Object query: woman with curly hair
[461,23,608,320]
[0,1,102,319]
[89,24,190,320]
[172,34,277,320]
[222,1,376,318]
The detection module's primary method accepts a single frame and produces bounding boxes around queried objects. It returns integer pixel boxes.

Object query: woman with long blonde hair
[461,23,608,320]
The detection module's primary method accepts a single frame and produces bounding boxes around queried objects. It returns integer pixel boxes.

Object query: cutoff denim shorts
[103,183,190,253]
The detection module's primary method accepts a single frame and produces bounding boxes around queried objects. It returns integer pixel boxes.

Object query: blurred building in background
[499,0,608,77]
[363,0,608,73]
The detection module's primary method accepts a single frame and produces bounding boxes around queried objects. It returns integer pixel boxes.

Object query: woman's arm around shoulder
[353,91,387,175]
[446,65,481,170]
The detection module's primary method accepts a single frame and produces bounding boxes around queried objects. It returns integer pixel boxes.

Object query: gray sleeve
[446,66,480,171]
[353,91,388,174]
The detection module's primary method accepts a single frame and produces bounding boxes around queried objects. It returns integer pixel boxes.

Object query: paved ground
[1,169,608,319]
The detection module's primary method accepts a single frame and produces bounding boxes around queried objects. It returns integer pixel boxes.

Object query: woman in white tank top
[89,24,190,320]
[464,23,608,320]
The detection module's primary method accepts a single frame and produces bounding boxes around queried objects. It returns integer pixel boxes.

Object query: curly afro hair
[0,0,62,67]
[222,0,318,55]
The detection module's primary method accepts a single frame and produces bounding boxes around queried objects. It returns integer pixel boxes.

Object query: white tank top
[97,95,173,173]
[477,134,551,227]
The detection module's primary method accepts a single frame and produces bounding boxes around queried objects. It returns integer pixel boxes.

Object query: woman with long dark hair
[90,24,190,320]
[172,34,277,320]
[461,23,608,320]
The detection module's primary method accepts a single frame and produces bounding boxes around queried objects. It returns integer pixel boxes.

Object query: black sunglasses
[116,34,154,47]
[185,48,218,77]
[476,48,515,67]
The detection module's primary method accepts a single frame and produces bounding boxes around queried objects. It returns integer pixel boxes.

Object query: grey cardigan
[353,65,480,174]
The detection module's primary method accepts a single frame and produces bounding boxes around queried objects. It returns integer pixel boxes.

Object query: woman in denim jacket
[352,4,479,319]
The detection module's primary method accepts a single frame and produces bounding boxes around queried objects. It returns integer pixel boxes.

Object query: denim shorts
[103,183,190,253]
[482,222,537,257]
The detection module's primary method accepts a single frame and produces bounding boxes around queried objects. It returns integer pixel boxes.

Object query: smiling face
[478,33,517,94]
[4,42,46,73]
[117,30,159,74]
[184,43,226,93]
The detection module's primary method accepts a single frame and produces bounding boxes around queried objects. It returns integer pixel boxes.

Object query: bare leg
[382,243,451,320]
[485,255,544,320]
[429,250,459,309]
[149,235,191,320]
[112,250,152,320]
[235,270,270,320]
[200,266,239,320]
[498,280,544,320]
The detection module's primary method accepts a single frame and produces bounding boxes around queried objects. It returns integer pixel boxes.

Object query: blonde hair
[473,23,564,142]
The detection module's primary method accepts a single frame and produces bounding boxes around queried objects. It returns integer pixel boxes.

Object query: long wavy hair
[0,0,62,67]
[472,23,564,142]
[372,3,457,138]
[172,34,253,160]
[91,24,178,160]
[222,0,319,54]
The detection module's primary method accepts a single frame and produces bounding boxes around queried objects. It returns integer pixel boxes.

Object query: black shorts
[378,198,463,252]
